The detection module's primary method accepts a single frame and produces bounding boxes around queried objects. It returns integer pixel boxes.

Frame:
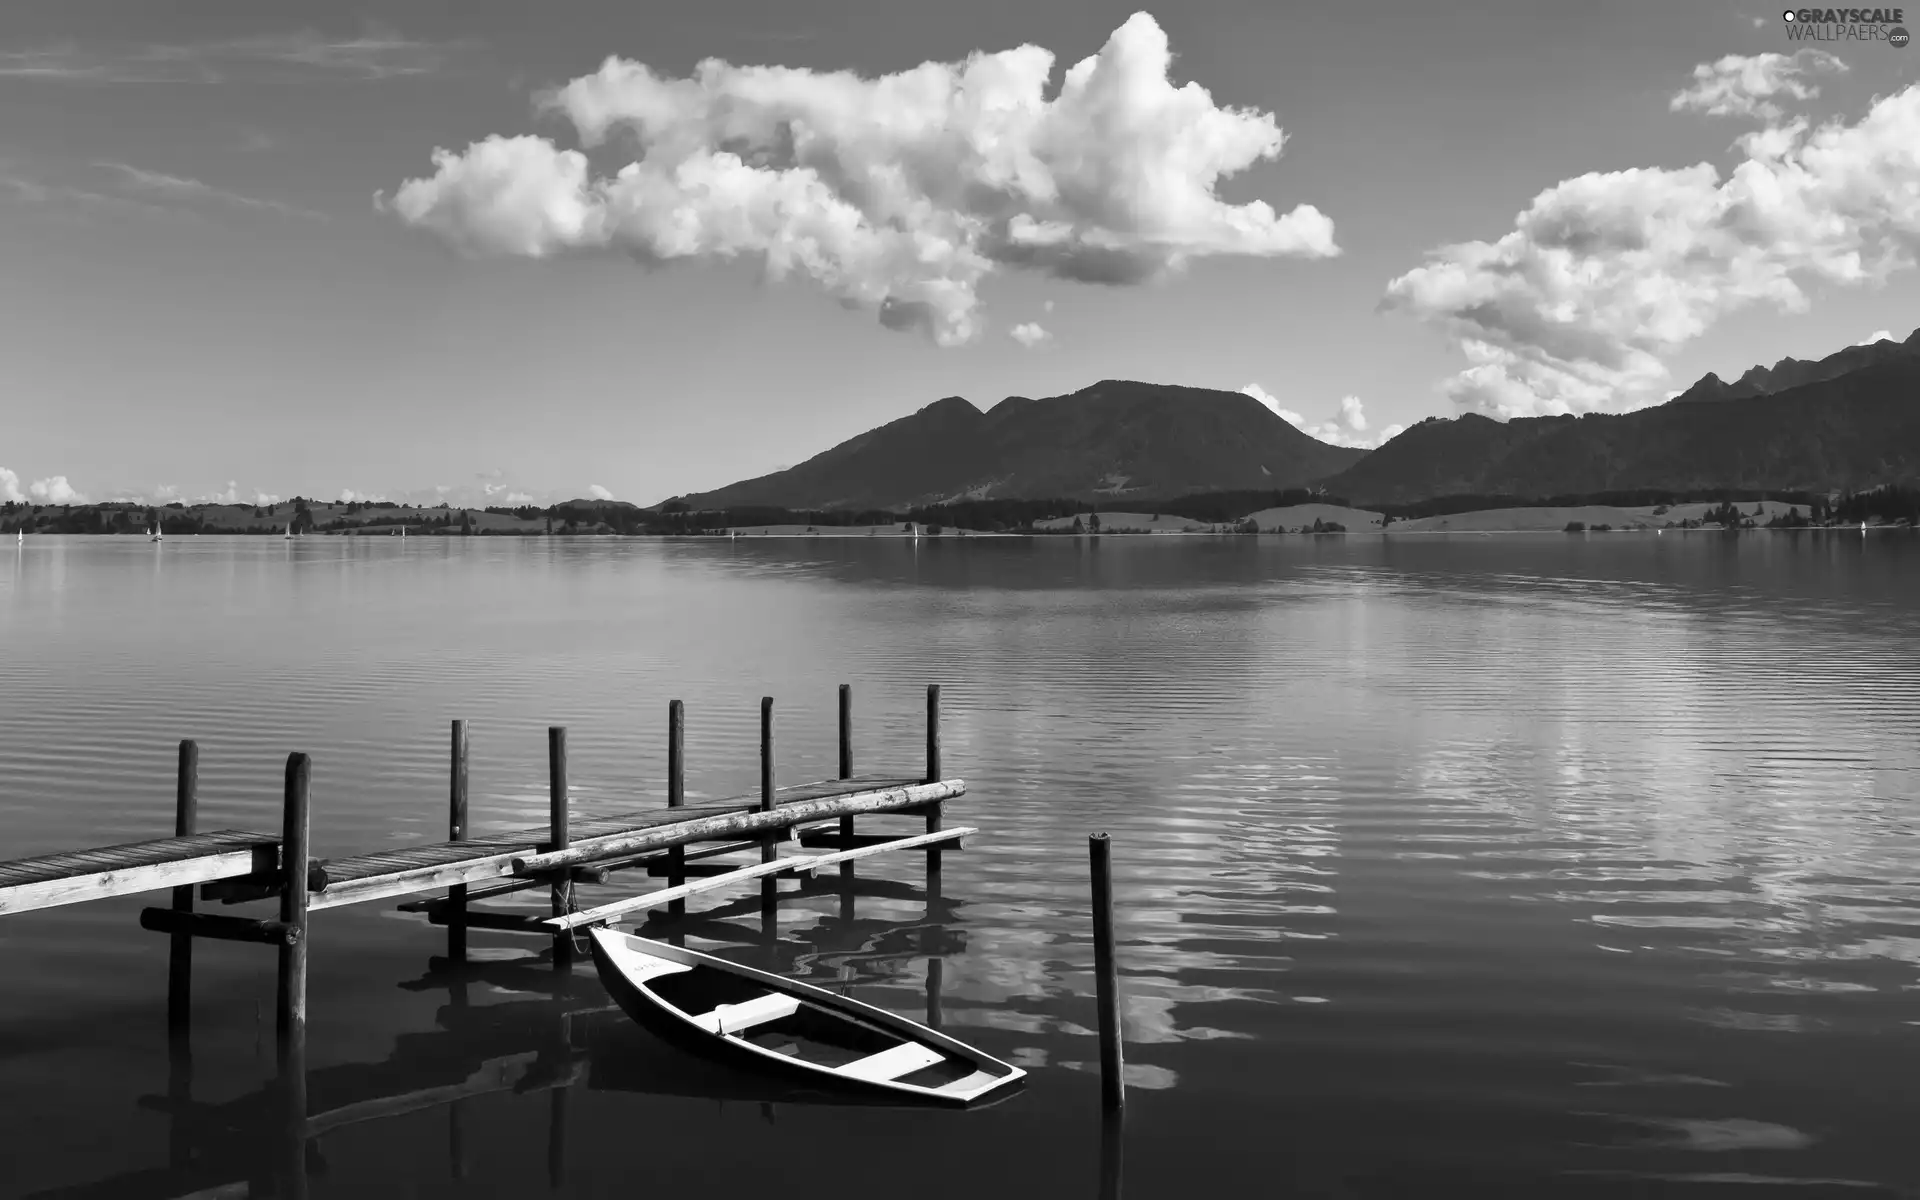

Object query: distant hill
[1320,329,1920,504]
[667,381,1368,510]
[1669,327,1920,403]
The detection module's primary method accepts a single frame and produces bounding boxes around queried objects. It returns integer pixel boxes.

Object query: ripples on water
[0,533,1916,1196]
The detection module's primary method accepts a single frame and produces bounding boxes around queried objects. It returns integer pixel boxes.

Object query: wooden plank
[0,830,276,887]
[313,779,961,911]
[139,908,301,946]
[424,907,554,934]
[0,843,278,916]
[544,854,820,931]
[644,861,756,879]
[797,830,965,851]
[839,1042,945,1083]
[512,780,965,875]
[790,827,973,875]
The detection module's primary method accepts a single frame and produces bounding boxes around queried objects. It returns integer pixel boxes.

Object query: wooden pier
[0,684,966,1081]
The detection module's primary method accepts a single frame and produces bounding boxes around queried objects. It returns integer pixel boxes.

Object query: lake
[1,532,1917,1198]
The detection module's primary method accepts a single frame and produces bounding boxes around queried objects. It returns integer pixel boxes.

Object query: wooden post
[278,752,313,1199]
[1090,832,1124,1111]
[447,720,469,962]
[276,753,311,1060]
[667,700,685,920]
[1099,1109,1125,1200]
[925,684,943,893]
[759,697,776,924]
[838,684,855,885]
[548,727,572,969]
[167,739,199,1035]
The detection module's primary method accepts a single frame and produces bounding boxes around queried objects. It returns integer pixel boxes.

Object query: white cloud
[26,474,87,504]
[1009,321,1052,347]
[1858,328,1893,344]
[1381,77,1920,419]
[587,484,615,501]
[0,468,23,503]
[381,12,1336,346]
[1043,299,1056,312]
[504,491,534,505]
[254,491,281,505]
[1670,50,1844,122]
[338,488,387,503]
[198,480,241,505]
[1242,386,1402,448]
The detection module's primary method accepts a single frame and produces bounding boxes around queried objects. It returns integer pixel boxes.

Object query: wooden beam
[548,726,572,967]
[277,753,312,1060]
[140,907,301,946]
[510,779,964,876]
[424,907,554,934]
[199,860,330,904]
[0,835,277,917]
[789,828,972,875]
[644,860,755,879]
[797,830,967,851]
[311,779,964,912]
[543,854,813,931]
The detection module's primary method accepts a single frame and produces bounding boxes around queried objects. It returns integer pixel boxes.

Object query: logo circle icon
[1892,25,1911,46]
[1782,8,1796,19]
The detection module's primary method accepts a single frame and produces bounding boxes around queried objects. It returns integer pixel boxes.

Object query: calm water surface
[1,534,1917,1198]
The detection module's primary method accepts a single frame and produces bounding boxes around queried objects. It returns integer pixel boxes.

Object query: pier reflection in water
[32,872,1110,1200]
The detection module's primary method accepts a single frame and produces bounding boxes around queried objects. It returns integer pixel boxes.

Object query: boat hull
[588,929,1023,1107]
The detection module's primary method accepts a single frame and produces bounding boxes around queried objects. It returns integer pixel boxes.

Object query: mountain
[1320,335,1920,504]
[669,381,1368,510]
[1669,327,1920,403]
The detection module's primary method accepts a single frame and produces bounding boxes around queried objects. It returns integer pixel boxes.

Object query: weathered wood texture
[309,774,953,911]
[278,753,312,1057]
[140,907,301,946]
[547,823,975,930]
[1090,832,1124,1111]
[0,831,279,916]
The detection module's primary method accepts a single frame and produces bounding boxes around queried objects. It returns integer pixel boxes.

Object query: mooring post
[1090,832,1124,1111]
[167,738,199,1035]
[277,753,312,1199]
[838,684,855,885]
[448,720,469,963]
[277,753,311,1060]
[760,696,777,925]
[925,684,943,893]
[668,699,685,920]
[1099,1108,1126,1200]
[548,726,572,969]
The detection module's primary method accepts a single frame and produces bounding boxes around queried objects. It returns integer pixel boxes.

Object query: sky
[3,0,1918,508]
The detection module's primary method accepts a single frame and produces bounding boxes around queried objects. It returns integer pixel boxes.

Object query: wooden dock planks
[308,774,945,912]
[0,830,280,917]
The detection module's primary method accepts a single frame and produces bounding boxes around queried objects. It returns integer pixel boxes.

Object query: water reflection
[3,534,1919,1192]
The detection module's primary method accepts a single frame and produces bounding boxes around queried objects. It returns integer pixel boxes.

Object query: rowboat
[588,928,1025,1106]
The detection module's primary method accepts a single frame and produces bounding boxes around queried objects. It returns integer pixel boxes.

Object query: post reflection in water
[107,873,1040,1200]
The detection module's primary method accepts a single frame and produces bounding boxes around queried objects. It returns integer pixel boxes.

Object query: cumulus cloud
[1858,328,1893,344]
[338,488,387,503]
[504,491,534,505]
[255,491,281,505]
[18,474,88,504]
[1669,50,1844,122]
[1381,76,1920,419]
[1241,386,1402,448]
[587,484,615,500]
[1009,321,1052,347]
[381,12,1336,345]
[200,480,241,505]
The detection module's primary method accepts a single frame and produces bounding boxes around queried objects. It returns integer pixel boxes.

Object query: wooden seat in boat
[695,992,801,1034]
[837,1041,945,1082]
